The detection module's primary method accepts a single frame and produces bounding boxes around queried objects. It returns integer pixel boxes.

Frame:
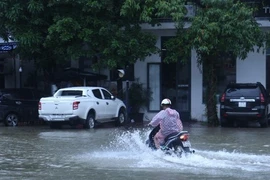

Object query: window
[102,89,112,99]
[60,90,83,96]
[0,90,33,100]
[225,87,260,97]
[1,93,13,100]
[203,54,236,103]
[148,63,161,111]
[92,89,102,99]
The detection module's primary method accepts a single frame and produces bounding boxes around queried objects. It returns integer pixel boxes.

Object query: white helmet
[161,98,171,106]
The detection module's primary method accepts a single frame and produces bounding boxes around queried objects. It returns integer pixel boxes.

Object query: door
[91,88,106,120]
[1,89,37,122]
[161,62,191,121]
[161,36,191,121]
[175,62,191,121]
[0,89,23,120]
[101,89,116,118]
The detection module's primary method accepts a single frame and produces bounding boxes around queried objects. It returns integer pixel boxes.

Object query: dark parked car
[219,82,270,128]
[0,88,48,126]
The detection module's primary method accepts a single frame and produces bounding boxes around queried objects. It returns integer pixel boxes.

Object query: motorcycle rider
[148,98,183,149]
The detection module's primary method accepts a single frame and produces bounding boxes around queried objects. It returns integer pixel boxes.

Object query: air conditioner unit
[185,5,195,17]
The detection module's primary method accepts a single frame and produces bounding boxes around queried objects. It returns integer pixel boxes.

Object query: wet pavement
[0,121,270,180]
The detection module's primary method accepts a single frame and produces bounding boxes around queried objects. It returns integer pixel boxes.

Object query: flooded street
[0,122,270,180]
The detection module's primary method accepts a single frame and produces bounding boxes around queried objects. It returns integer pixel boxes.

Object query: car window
[60,90,83,96]
[102,89,112,100]
[226,87,260,96]
[0,92,14,100]
[92,89,102,99]
[0,90,33,100]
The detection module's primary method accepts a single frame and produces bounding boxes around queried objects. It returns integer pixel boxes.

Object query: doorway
[161,62,191,121]
[161,37,191,121]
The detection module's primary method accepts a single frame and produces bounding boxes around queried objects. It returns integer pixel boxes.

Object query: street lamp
[19,66,22,88]
[118,69,129,122]
[118,69,125,78]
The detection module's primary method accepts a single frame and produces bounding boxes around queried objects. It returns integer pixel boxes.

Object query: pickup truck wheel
[84,114,95,129]
[115,109,126,126]
[4,113,19,126]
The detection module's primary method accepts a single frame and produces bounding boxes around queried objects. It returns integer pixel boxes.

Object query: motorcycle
[146,125,195,157]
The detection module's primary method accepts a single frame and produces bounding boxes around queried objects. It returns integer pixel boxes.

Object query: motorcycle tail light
[180,134,189,141]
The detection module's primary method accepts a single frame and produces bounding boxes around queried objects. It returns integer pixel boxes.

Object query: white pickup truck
[38,86,127,129]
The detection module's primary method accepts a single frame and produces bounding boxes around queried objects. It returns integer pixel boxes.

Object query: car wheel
[220,117,233,127]
[115,108,126,126]
[84,113,95,129]
[4,113,19,127]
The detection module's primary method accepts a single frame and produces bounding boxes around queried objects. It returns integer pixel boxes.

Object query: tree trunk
[204,55,219,126]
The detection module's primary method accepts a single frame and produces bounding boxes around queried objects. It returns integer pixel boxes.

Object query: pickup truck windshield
[60,90,83,96]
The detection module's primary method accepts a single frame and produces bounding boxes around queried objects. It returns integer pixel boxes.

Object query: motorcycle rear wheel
[171,146,184,157]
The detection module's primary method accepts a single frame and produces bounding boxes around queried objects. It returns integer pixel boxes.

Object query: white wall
[134,32,160,121]
[135,26,268,122]
[135,29,207,121]
[190,48,267,121]
[237,49,266,86]
[190,49,206,121]
[135,30,177,121]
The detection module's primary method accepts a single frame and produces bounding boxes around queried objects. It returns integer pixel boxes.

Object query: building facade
[1,1,270,123]
[135,1,270,122]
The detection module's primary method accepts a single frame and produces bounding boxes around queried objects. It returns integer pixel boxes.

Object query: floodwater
[0,122,270,180]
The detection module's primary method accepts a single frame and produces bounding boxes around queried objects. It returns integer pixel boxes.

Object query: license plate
[238,102,246,107]
[182,141,191,147]
[51,115,64,119]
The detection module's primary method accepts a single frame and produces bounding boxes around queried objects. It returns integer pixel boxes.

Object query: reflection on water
[0,125,270,180]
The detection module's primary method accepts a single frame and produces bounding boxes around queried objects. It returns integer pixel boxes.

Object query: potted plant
[126,79,152,123]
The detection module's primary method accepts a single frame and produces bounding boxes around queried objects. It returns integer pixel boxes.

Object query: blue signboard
[0,42,18,52]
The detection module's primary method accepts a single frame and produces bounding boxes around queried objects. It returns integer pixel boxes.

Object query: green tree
[164,0,267,126]
[121,0,186,23]
[0,0,162,73]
